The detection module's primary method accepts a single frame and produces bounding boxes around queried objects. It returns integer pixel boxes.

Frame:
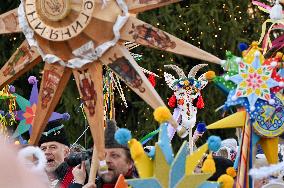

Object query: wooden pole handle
[88,144,99,183]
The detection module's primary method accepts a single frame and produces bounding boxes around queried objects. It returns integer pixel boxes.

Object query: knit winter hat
[38,120,69,147]
[105,120,128,149]
[220,138,237,151]
[215,138,238,160]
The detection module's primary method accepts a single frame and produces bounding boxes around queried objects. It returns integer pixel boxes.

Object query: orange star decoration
[115,175,128,188]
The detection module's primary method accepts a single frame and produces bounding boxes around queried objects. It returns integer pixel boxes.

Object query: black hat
[38,120,69,147]
[105,120,127,149]
[208,156,234,181]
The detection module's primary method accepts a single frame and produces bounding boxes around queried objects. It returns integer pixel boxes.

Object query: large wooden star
[0,0,221,177]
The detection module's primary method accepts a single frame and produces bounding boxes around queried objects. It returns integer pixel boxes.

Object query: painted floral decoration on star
[164,64,214,151]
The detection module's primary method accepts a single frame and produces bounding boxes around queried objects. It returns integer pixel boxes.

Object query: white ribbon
[18,0,129,69]
[249,161,284,179]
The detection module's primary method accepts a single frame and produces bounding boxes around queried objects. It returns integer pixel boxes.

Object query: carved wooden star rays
[0,0,221,177]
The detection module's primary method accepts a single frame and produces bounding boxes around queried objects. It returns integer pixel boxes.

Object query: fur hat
[215,138,238,161]
[38,120,69,147]
[105,120,128,149]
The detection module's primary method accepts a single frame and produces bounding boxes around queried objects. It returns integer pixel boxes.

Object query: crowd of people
[34,119,138,188]
[3,118,283,188]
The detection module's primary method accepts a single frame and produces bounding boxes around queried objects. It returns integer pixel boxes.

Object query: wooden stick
[0,8,21,34]
[188,125,193,154]
[73,62,106,164]
[88,144,99,183]
[236,114,251,188]
[120,16,222,64]
[0,40,41,89]
[30,63,72,145]
[127,0,180,14]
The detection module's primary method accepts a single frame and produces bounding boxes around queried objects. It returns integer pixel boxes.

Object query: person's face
[40,141,69,173]
[254,178,269,188]
[194,154,207,173]
[99,148,133,183]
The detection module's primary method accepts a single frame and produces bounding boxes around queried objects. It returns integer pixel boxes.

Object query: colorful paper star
[213,71,237,94]
[126,124,216,188]
[229,49,279,112]
[13,76,69,138]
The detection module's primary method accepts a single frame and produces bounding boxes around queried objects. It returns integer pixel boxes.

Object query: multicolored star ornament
[213,71,237,95]
[13,76,70,138]
[207,44,284,187]
[228,46,280,112]
[220,51,241,72]
[214,48,283,120]
[213,51,239,94]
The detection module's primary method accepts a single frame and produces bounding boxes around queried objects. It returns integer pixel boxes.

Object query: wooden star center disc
[38,0,71,21]
[25,0,95,41]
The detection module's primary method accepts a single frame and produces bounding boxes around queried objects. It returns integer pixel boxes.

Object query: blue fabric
[197,122,206,133]
[14,93,30,111]
[252,55,260,69]
[29,82,38,105]
[198,181,220,188]
[169,141,188,188]
[127,178,162,188]
[12,120,30,138]
[157,123,174,165]
[252,132,260,147]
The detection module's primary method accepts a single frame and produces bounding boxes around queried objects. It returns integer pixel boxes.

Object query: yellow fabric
[259,137,279,164]
[217,174,234,188]
[243,42,264,64]
[185,143,208,175]
[226,167,236,178]
[176,173,212,188]
[201,154,216,174]
[206,111,246,129]
[276,52,283,58]
[153,144,170,188]
[128,139,153,177]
